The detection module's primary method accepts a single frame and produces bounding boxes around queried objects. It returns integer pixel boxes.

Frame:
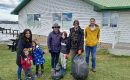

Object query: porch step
[114,42,130,50]
[108,49,130,56]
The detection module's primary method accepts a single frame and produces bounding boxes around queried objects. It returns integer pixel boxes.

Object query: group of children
[21,41,45,80]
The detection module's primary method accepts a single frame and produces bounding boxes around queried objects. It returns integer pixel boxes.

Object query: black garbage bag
[71,55,89,80]
[51,64,63,80]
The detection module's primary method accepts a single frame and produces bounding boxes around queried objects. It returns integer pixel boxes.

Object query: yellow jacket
[84,25,100,46]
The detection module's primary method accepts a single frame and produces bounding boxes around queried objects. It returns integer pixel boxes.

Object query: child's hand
[24,58,27,61]
[30,60,33,64]
[66,54,69,59]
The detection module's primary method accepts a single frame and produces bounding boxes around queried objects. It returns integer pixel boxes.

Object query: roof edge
[11,0,31,15]
[83,0,130,12]
[82,0,106,10]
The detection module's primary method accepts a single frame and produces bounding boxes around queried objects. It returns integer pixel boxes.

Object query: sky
[0,0,21,21]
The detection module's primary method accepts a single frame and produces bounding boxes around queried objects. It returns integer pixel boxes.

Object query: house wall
[118,11,130,43]
[18,0,102,36]
[100,11,130,44]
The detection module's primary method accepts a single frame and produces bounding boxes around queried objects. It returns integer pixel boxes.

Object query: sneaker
[35,75,38,78]
[92,68,96,72]
[51,68,55,72]
[51,68,55,75]
[35,73,39,78]
[41,71,44,77]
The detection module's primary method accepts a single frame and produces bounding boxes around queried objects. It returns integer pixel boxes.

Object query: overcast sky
[0,0,21,21]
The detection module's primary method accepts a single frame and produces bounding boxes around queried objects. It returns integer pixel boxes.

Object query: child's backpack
[71,55,89,80]
[51,64,63,80]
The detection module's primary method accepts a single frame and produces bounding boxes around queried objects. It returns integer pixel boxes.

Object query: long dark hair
[61,31,67,39]
[73,20,79,26]
[22,29,32,44]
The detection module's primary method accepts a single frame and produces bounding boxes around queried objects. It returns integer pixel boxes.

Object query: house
[11,0,130,49]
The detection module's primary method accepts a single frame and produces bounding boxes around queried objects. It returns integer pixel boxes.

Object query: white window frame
[110,12,119,27]
[52,12,73,31]
[102,11,119,28]
[27,14,41,27]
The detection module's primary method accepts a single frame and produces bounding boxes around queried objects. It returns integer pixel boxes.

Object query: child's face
[32,43,36,50]
[24,50,29,56]
[62,33,65,39]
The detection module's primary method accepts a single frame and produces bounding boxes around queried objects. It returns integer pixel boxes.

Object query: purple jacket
[47,31,61,53]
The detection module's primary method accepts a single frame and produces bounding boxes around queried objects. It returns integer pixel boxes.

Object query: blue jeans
[17,65,22,79]
[24,68,35,80]
[51,52,60,68]
[85,45,97,69]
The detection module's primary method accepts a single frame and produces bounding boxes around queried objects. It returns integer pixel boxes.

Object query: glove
[78,49,82,55]
[42,51,45,54]
[66,54,69,59]
[24,58,27,61]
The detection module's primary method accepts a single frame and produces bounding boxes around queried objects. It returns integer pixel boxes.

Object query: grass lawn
[0,44,130,80]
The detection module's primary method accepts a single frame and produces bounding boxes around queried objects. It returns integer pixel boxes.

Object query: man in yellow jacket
[85,18,100,72]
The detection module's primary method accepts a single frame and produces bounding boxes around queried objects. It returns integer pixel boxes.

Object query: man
[85,18,100,72]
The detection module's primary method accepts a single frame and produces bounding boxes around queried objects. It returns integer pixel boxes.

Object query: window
[110,13,119,27]
[52,13,62,27]
[102,12,119,27]
[52,13,72,30]
[27,14,41,27]
[102,12,110,26]
[62,13,72,30]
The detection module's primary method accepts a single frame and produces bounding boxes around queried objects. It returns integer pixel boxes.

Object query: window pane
[52,13,62,26]
[34,14,41,21]
[62,13,72,30]
[27,14,41,27]
[27,14,34,26]
[53,13,61,21]
[110,13,119,27]
[34,14,41,26]
[102,12,110,27]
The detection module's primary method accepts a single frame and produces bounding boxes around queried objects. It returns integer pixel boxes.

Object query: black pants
[36,64,44,74]
[50,52,60,68]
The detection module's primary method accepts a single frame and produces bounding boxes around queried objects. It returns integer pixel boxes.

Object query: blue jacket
[47,31,61,53]
[32,46,45,65]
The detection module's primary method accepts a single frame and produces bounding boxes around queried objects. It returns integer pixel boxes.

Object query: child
[21,48,34,80]
[60,31,69,74]
[32,41,45,77]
